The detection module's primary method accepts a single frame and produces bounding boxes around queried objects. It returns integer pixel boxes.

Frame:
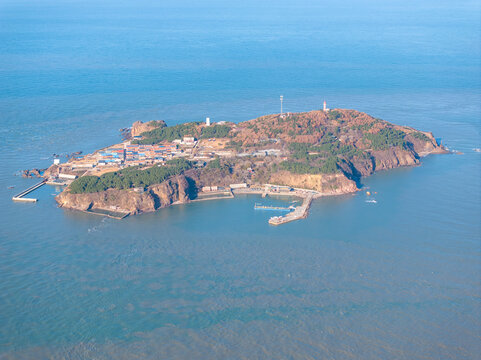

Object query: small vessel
[365,199,377,204]
[473,148,481,153]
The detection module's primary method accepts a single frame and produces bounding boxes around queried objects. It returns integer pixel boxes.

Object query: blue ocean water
[0,0,480,359]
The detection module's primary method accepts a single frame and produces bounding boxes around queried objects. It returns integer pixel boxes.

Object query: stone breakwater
[269,193,314,226]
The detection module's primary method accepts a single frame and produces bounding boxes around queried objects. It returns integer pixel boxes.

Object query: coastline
[55,181,357,225]
[31,108,448,225]
[52,145,446,224]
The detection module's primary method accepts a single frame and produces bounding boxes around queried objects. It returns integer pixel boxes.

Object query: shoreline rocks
[21,168,45,178]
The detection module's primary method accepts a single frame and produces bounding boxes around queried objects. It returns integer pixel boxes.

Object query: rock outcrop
[22,168,45,178]
[43,164,59,178]
[56,175,191,214]
[131,120,166,137]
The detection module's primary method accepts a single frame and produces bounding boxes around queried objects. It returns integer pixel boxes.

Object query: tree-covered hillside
[69,159,192,193]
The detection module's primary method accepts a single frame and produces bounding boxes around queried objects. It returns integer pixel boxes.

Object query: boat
[365,199,377,203]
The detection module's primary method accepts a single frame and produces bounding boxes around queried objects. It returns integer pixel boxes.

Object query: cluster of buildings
[60,111,291,176]
[97,147,125,165]
[124,143,177,165]
[95,143,180,166]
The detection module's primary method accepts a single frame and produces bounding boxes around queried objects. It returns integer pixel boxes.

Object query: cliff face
[371,146,419,171]
[347,156,375,177]
[405,131,447,156]
[149,175,190,208]
[269,171,358,195]
[131,120,166,137]
[56,175,191,214]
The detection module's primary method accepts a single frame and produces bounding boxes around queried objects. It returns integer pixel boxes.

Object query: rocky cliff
[370,146,419,170]
[405,130,446,156]
[269,171,358,195]
[56,175,191,214]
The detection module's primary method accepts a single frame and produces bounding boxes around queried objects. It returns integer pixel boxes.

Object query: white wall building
[58,173,77,180]
[183,136,196,145]
[230,183,247,189]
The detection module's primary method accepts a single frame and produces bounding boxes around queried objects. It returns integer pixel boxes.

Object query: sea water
[0,0,480,359]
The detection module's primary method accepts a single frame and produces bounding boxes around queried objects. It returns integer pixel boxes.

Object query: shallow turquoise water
[0,1,480,359]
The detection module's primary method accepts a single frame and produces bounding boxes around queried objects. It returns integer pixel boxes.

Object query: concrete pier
[232,185,318,225]
[268,194,313,225]
[12,179,46,202]
[254,203,294,211]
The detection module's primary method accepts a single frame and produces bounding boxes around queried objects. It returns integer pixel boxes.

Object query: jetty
[268,193,314,226]
[233,185,318,225]
[83,207,130,220]
[254,203,294,211]
[12,179,47,202]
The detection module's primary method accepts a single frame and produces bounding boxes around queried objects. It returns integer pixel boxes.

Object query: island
[46,107,446,224]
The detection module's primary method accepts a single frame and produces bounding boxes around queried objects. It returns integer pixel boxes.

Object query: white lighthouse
[206,117,211,126]
[323,100,330,112]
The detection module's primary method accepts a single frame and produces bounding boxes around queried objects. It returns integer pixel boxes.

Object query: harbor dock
[268,194,314,225]
[12,179,47,202]
[233,185,318,225]
[254,203,294,211]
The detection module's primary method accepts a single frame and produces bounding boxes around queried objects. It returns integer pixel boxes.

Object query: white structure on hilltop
[183,136,196,145]
[206,117,211,126]
[323,100,330,112]
[280,95,284,118]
